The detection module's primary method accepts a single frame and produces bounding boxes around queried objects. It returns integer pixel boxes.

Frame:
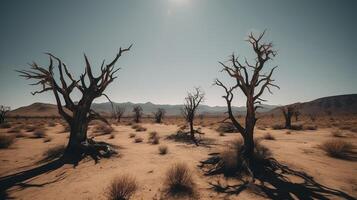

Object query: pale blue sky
[0,0,356,109]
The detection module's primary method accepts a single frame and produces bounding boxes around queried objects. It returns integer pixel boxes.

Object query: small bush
[129,133,136,138]
[0,135,15,149]
[48,122,56,127]
[148,131,160,144]
[25,125,36,132]
[263,133,275,140]
[320,139,354,159]
[95,124,114,135]
[0,123,11,129]
[159,145,168,155]
[290,124,303,130]
[331,130,344,137]
[109,134,115,139]
[219,132,225,136]
[286,131,291,135]
[304,125,317,130]
[272,124,285,130]
[216,122,238,133]
[43,137,52,143]
[40,145,65,162]
[134,137,143,143]
[7,126,22,133]
[106,174,138,200]
[32,129,47,138]
[164,163,196,197]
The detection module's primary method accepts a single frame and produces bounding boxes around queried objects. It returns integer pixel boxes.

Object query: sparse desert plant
[109,134,115,139]
[263,133,275,140]
[131,124,147,132]
[216,122,238,133]
[0,122,11,129]
[164,163,196,197]
[129,133,136,138]
[94,123,114,135]
[331,130,344,137]
[272,124,285,130]
[40,145,65,163]
[290,123,303,130]
[159,145,168,155]
[303,124,317,130]
[286,131,291,135]
[25,125,36,132]
[48,121,56,127]
[106,174,138,200]
[134,137,143,143]
[7,126,22,133]
[132,105,143,123]
[43,137,52,143]
[32,129,47,138]
[148,131,159,144]
[219,132,225,136]
[153,108,166,123]
[320,139,354,159]
[114,106,126,123]
[0,135,15,149]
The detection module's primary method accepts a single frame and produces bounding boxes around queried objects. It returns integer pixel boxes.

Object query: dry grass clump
[286,131,291,135]
[109,134,115,139]
[271,124,285,130]
[163,163,197,197]
[216,122,238,133]
[290,124,303,130]
[25,125,36,132]
[159,145,168,155]
[320,139,354,159]
[148,131,160,144]
[134,137,143,143]
[48,121,56,127]
[94,123,114,135]
[106,174,138,200]
[263,133,275,140]
[303,124,317,130]
[43,137,52,143]
[32,129,47,138]
[40,145,65,163]
[129,133,136,138]
[331,130,344,137]
[131,124,147,132]
[0,122,11,129]
[0,135,15,149]
[7,126,22,133]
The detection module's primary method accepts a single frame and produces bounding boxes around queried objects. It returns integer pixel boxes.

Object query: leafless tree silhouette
[214,31,279,177]
[132,105,143,123]
[17,45,132,161]
[182,87,204,145]
[0,105,10,124]
[115,106,126,122]
[153,108,165,123]
[281,106,295,129]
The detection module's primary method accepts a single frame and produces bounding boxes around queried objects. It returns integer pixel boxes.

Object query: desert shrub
[178,124,187,131]
[40,145,65,162]
[131,124,147,132]
[286,131,291,135]
[219,132,225,136]
[159,145,168,155]
[320,139,354,159]
[331,130,344,137]
[25,125,36,132]
[7,126,22,133]
[0,135,15,149]
[216,122,238,133]
[271,124,284,130]
[106,174,138,200]
[94,124,114,135]
[109,134,115,139]
[304,125,317,130]
[134,137,143,143]
[148,131,160,144]
[164,163,196,197]
[290,124,303,130]
[43,137,52,143]
[166,131,191,143]
[0,123,11,129]
[263,133,275,140]
[48,121,56,127]
[129,133,136,138]
[32,129,47,138]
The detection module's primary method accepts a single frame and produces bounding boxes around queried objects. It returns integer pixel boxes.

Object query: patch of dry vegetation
[131,124,147,132]
[216,122,238,133]
[134,137,143,143]
[320,139,354,160]
[148,131,159,144]
[263,133,275,140]
[31,129,47,138]
[106,174,138,200]
[0,122,11,129]
[0,134,15,149]
[158,145,168,155]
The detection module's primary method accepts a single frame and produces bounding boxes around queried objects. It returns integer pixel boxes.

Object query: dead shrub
[148,131,159,144]
[304,125,317,130]
[25,125,36,132]
[263,133,275,140]
[106,174,138,200]
[7,126,22,133]
[0,123,11,129]
[164,163,197,197]
[286,131,291,135]
[159,145,168,155]
[0,135,15,149]
[129,133,136,138]
[290,124,303,130]
[271,124,284,130]
[32,129,47,138]
[331,130,344,137]
[320,139,354,159]
[94,124,114,135]
[132,124,147,132]
[109,134,115,139]
[216,122,238,133]
[48,121,56,127]
[134,137,143,143]
[43,137,52,143]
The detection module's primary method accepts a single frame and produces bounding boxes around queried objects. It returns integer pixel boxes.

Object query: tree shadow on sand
[199,156,356,200]
[0,140,119,199]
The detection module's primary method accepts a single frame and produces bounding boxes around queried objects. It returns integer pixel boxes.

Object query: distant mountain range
[8,94,357,117]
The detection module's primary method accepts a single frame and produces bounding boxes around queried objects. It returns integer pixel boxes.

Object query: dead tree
[132,105,143,123]
[281,106,295,129]
[115,106,126,122]
[17,45,132,161]
[214,31,279,175]
[0,105,10,124]
[153,108,165,123]
[182,88,204,145]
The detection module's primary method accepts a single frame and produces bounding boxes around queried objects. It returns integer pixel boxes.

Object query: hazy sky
[0,0,356,109]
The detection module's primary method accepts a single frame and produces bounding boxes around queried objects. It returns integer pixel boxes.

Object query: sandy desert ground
[0,117,356,200]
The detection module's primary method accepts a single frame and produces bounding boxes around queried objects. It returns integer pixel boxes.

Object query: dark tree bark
[0,105,10,124]
[182,88,204,145]
[115,106,126,122]
[17,45,132,161]
[281,106,295,129]
[214,31,279,176]
[153,108,165,123]
[132,105,143,123]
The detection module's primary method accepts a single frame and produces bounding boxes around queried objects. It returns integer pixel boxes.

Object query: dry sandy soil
[0,119,356,200]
